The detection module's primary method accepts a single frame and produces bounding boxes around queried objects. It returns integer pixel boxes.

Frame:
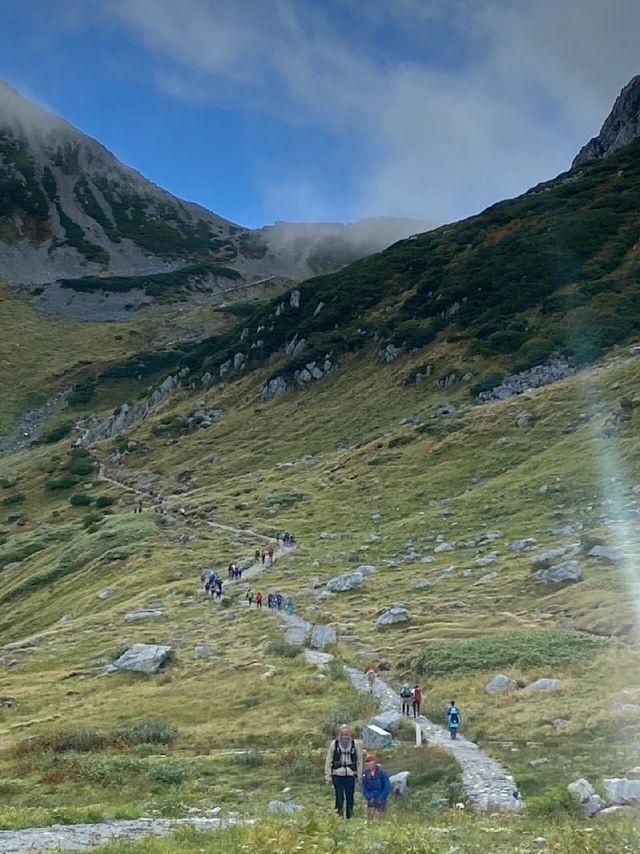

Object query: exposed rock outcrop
[573,75,640,167]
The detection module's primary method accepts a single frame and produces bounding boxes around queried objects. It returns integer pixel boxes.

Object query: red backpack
[413,687,422,703]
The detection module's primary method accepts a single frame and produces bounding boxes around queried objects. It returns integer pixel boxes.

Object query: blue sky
[1,1,639,228]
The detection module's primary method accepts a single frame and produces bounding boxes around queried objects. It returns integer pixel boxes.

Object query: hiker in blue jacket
[447,700,461,739]
[362,753,391,820]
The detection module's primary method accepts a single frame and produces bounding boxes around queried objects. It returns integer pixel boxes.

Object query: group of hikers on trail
[201,569,224,598]
[244,589,295,614]
[227,562,243,579]
[400,681,460,737]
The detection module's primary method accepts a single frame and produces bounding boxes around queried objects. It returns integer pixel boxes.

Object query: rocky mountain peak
[573,74,640,167]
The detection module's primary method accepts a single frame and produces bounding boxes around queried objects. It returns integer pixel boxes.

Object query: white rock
[363,724,393,749]
[603,778,640,804]
[124,609,163,623]
[568,778,596,802]
[304,649,334,667]
[267,800,303,815]
[485,674,518,695]
[356,564,376,575]
[389,770,411,796]
[326,570,364,592]
[434,542,453,553]
[523,678,562,693]
[194,644,213,659]
[310,624,337,648]
[588,545,625,563]
[534,560,582,584]
[377,607,410,626]
[478,572,498,584]
[113,643,172,674]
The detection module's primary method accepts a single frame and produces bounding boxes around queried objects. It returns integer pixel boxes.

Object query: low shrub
[16,720,177,755]
[94,496,115,509]
[235,749,264,768]
[266,641,301,658]
[45,475,80,491]
[149,763,186,785]
[411,629,608,676]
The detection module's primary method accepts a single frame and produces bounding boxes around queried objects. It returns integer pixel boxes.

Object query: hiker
[255,549,261,563]
[400,683,412,716]
[361,753,391,821]
[276,592,283,611]
[237,566,243,579]
[286,597,295,615]
[228,563,234,579]
[246,590,254,607]
[268,543,275,564]
[447,700,461,739]
[261,551,266,565]
[267,593,274,609]
[324,724,363,820]
[255,591,263,608]
[365,668,376,693]
[412,684,422,719]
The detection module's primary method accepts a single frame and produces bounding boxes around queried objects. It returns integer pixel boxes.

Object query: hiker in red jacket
[255,591,263,608]
[412,684,422,718]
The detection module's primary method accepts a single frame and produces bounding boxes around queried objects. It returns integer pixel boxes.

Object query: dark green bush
[2,494,25,506]
[94,496,114,509]
[69,493,92,507]
[45,475,80,491]
[43,423,73,444]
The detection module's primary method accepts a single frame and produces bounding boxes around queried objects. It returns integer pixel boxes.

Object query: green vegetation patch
[411,629,608,676]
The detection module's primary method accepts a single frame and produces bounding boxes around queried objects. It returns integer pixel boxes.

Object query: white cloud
[103,0,640,223]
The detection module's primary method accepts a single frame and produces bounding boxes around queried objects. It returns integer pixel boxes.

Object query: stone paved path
[346,668,523,813]
[0,817,243,853]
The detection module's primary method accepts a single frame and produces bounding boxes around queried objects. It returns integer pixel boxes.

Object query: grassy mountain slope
[1,328,640,846]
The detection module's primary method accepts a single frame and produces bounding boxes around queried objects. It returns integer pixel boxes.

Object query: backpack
[400,685,412,699]
[449,708,460,726]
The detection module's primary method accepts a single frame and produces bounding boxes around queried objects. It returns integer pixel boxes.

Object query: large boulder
[389,770,411,797]
[326,571,364,592]
[531,547,572,567]
[356,564,376,576]
[534,560,582,584]
[485,674,518,695]
[304,649,334,667]
[377,607,410,627]
[124,609,162,623]
[310,624,337,649]
[363,724,393,749]
[369,710,402,732]
[603,778,640,804]
[588,545,625,564]
[568,778,596,802]
[113,643,172,674]
[523,678,562,693]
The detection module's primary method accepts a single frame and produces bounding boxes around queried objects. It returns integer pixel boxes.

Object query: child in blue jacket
[362,753,391,820]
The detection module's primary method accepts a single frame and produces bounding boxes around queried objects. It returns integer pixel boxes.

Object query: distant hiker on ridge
[324,724,363,820]
[286,596,295,615]
[365,668,376,693]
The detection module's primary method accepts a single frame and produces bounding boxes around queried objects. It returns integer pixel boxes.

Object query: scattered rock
[412,579,431,590]
[485,674,518,695]
[376,607,410,627]
[515,411,533,428]
[124,609,163,623]
[603,778,640,804]
[528,758,549,768]
[369,710,402,732]
[568,778,595,802]
[356,564,376,575]
[475,552,498,567]
[113,644,172,675]
[310,624,337,649]
[509,539,537,552]
[2,561,22,571]
[225,611,236,621]
[530,547,575,567]
[588,545,625,564]
[326,570,364,592]
[267,800,303,815]
[304,649,334,667]
[365,533,381,543]
[554,718,569,730]
[523,678,562,693]
[597,805,635,818]
[478,572,498,584]
[389,770,411,797]
[363,724,393,749]
[534,560,582,584]
[434,542,454,553]
[496,436,511,447]
[97,587,117,600]
[434,403,456,417]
